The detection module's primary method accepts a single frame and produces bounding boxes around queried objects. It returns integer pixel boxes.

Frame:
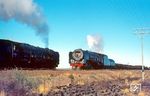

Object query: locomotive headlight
[72,49,83,61]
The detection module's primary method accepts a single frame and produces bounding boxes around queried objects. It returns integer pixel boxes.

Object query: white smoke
[87,34,103,53]
[0,0,49,47]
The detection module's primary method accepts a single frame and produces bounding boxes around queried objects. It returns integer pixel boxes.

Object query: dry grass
[0,69,150,96]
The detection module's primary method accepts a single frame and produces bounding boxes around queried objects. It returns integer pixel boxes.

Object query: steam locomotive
[0,39,148,70]
[0,39,59,69]
[69,49,149,70]
[69,49,116,69]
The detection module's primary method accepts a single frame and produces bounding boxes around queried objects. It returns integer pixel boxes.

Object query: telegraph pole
[134,28,150,81]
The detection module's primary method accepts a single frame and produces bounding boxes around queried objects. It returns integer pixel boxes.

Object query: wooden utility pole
[134,28,150,81]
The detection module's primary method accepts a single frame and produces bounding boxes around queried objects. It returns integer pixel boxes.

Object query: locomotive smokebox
[72,49,83,61]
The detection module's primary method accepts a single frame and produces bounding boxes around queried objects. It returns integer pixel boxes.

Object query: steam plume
[87,34,103,53]
[0,0,49,48]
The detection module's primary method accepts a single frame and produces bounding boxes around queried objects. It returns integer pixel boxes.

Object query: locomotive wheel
[76,66,81,70]
[72,66,81,70]
[72,66,76,70]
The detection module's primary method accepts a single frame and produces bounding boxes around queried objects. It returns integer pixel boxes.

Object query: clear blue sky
[0,0,150,68]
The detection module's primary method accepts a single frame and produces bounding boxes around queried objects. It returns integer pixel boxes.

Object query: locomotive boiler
[69,49,115,69]
[0,39,59,69]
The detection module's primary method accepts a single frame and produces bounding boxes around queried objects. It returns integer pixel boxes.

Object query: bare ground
[0,69,150,96]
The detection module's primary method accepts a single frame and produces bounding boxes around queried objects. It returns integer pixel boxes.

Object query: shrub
[1,69,41,96]
[68,74,74,84]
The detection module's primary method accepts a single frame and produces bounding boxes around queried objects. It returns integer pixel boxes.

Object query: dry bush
[0,69,41,96]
